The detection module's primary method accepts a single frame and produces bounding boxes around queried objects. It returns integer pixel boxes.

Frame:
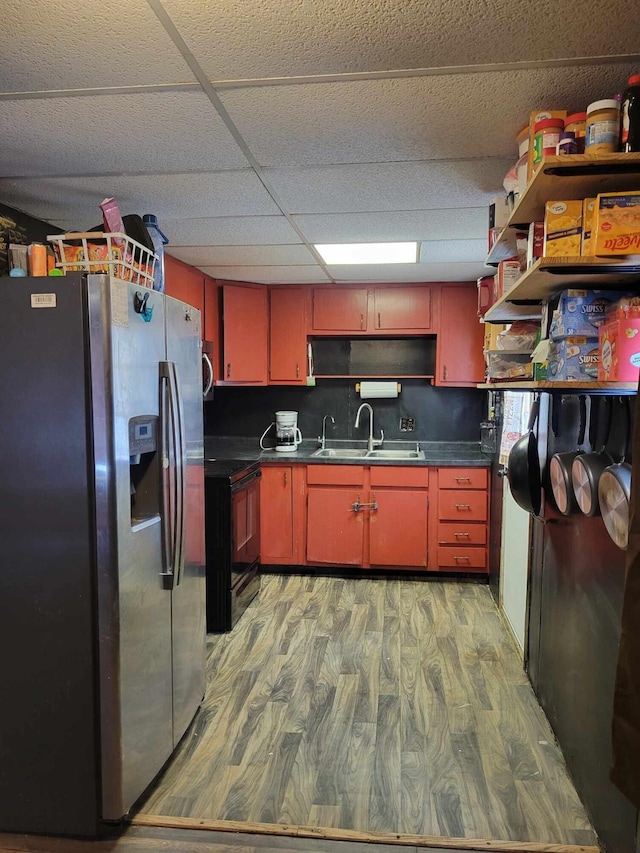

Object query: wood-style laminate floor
[136,575,596,846]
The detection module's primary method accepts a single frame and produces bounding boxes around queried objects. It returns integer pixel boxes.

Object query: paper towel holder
[355,382,402,395]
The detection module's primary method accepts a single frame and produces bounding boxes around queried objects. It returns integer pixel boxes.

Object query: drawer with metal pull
[437,522,487,546]
[438,468,488,490]
[437,546,487,571]
[438,490,487,522]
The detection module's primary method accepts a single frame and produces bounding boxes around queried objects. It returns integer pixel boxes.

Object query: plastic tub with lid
[585,99,620,154]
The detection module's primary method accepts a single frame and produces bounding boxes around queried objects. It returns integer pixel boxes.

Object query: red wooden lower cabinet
[369,489,428,567]
[435,467,489,574]
[260,465,303,564]
[259,463,490,574]
[306,487,365,565]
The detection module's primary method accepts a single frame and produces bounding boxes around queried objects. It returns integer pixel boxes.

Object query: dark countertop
[204,436,490,468]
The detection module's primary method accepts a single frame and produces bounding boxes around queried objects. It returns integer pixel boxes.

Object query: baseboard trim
[130,813,600,853]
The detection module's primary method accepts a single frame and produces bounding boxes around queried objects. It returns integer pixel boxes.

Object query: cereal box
[547,336,600,381]
[598,317,640,382]
[543,200,583,257]
[581,198,597,256]
[593,191,640,255]
[549,289,632,339]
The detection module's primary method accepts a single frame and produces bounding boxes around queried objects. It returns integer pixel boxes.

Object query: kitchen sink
[311,447,425,460]
[312,448,369,458]
[366,449,425,459]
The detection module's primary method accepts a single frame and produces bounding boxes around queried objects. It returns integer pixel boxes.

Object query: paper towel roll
[359,381,399,399]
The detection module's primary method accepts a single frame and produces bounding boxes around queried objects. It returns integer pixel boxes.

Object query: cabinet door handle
[443,365,447,380]
[454,503,471,510]
[377,312,381,328]
[227,363,231,378]
[455,476,471,482]
[284,471,288,485]
[455,532,470,538]
[360,313,364,330]
[296,362,300,378]
[454,555,470,562]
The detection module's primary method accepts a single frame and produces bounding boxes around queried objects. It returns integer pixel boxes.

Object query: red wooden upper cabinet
[311,287,368,332]
[373,286,432,332]
[435,284,485,387]
[269,287,307,385]
[164,255,205,316]
[222,283,268,384]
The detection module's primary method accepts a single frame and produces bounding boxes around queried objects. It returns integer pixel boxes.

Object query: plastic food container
[516,125,530,158]
[565,112,587,153]
[533,118,564,171]
[557,131,577,155]
[585,99,620,154]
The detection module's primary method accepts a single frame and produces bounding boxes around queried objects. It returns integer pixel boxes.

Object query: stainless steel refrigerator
[0,274,206,836]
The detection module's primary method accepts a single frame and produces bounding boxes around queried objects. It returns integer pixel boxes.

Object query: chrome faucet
[319,414,335,449]
[354,403,384,452]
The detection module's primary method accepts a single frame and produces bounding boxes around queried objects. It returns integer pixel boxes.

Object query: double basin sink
[311,447,425,460]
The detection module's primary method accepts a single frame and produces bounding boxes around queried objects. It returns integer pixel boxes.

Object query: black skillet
[507,396,542,516]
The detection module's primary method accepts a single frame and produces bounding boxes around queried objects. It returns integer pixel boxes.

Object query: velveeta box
[548,336,600,381]
[549,290,631,338]
[543,200,582,257]
[599,317,640,382]
[581,198,597,256]
[593,191,640,255]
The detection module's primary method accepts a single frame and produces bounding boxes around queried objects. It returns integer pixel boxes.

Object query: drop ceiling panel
[328,262,492,283]
[162,0,637,78]
[419,240,488,263]
[0,92,249,177]
[168,244,314,266]
[0,0,191,92]
[200,265,331,284]
[220,63,640,167]
[265,160,513,215]
[0,171,281,222]
[293,209,487,242]
[158,216,302,245]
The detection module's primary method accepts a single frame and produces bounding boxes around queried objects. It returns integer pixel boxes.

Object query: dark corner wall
[0,202,61,275]
[205,379,486,444]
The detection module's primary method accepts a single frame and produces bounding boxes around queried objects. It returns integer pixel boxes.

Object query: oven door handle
[230,469,262,493]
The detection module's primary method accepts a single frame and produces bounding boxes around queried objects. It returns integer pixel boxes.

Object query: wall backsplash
[205,380,486,444]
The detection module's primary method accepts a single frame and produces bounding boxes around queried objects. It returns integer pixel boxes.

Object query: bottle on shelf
[621,74,640,153]
[143,213,169,293]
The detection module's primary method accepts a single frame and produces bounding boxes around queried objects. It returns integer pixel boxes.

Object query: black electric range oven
[204,459,261,632]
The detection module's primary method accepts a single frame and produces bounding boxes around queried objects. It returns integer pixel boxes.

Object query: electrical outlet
[399,417,415,431]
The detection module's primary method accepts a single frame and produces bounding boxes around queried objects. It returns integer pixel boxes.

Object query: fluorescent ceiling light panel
[314,242,418,264]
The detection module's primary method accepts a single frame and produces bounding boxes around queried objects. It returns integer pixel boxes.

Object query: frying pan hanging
[507,396,542,516]
[549,395,588,516]
[599,397,633,549]
[572,397,614,517]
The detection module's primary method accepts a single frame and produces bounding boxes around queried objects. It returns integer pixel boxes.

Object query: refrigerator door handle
[172,362,187,587]
[159,361,181,586]
[202,352,214,398]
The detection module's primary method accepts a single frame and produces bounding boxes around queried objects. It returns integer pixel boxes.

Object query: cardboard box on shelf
[593,191,640,255]
[483,323,508,352]
[496,259,521,297]
[581,198,597,256]
[543,200,582,257]
[599,317,640,382]
[549,290,634,338]
[527,221,544,268]
[548,336,600,381]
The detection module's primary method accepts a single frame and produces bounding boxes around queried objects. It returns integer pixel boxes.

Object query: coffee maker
[259,411,303,452]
